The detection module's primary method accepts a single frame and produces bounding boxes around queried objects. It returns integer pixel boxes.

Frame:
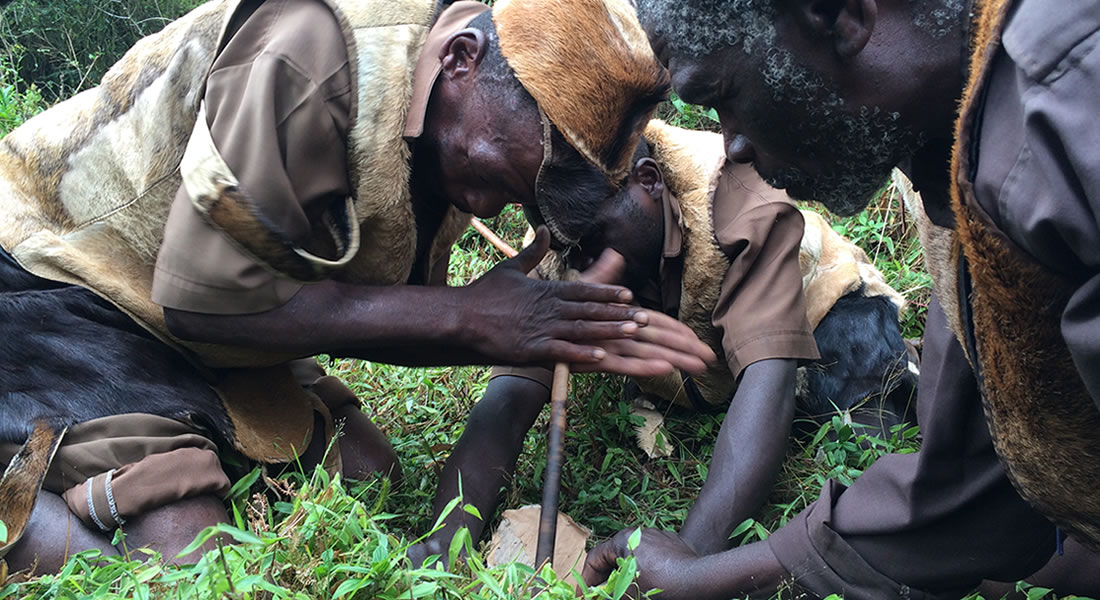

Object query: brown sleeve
[152,0,352,315]
[711,169,818,376]
[62,447,230,532]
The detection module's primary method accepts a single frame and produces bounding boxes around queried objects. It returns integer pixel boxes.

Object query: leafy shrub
[0,47,43,135]
[0,0,202,101]
[1,465,649,600]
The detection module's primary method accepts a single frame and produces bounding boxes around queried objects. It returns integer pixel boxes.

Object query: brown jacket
[0,0,461,464]
[947,0,1100,550]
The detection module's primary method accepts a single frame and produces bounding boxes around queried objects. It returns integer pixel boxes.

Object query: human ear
[633,157,664,200]
[793,0,876,58]
[439,28,488,81]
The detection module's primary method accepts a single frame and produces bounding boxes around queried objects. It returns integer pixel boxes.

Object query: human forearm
[583,529,789,600]
[418,375,549,560]
[681,541,789,599]
[680,359,796,555]
[166,279,493,365]
[165,234,717,376]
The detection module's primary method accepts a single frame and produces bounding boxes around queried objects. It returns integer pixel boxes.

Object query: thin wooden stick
[535,362,570,569]
[470,217,570,569]
[471,217,518,258]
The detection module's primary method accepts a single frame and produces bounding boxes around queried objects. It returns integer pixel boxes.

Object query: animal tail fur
[0,422,66,560]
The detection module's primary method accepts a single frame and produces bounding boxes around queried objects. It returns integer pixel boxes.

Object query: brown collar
[635,188,684,316]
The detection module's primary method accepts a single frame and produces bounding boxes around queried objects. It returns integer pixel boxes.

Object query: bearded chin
[766,163,893,217]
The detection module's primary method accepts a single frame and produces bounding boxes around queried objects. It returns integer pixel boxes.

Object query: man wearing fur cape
[582,0,1100,598]
[0,0,718,574]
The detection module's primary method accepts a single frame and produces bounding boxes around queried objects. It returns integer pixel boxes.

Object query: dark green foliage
[0,51,43,135]
[0,0,203,101]
[659,92,721,131]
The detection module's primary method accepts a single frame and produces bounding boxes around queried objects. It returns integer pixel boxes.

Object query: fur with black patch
[493,0,669,182]
[798,288,917,437]
[0,258,231,447]
[0,421,65,557]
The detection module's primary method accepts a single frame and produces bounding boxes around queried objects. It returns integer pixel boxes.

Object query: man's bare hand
[583,528,701,599]
[463,227,714,377]
[574,244,715,376]
[584,527,789,600]
[164,227,713,373]
[573,308,715,377]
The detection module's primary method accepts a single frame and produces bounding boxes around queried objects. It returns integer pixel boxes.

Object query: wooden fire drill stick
[535,362,570,569]
[471,217,518,258]
[470,219,571,569]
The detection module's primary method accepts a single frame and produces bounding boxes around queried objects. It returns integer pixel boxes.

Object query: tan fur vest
[635,121,905,410]
[630,121,734,409]
[0,0,469,463]
[948,0,1100,550]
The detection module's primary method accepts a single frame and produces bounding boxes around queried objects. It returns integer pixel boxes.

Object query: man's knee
[331,402,402,482]
[309,375,402,481]
[5,490,118,574]
[120,494,229,565]
[472,374,551,431]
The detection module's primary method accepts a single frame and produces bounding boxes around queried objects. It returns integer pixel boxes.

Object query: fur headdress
[493,0,670,183]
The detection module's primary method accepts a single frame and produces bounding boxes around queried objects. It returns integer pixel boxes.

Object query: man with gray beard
[583,0,1100,598]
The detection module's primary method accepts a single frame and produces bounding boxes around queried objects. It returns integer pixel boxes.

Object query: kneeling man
[0,0,713,574]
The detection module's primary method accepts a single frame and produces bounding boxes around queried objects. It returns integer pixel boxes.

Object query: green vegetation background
[0,2,1080,599]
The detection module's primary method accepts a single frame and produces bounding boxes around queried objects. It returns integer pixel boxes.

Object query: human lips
[724,133,756,164]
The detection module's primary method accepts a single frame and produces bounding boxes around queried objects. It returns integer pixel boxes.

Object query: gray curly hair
[637,0,968,60]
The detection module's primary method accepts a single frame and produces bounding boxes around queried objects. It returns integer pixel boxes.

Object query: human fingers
[547,319,643,342]
[593,338,709,375]
[571,354,677,378]
[582,534,630,586]
[557,300,643,323]
[531,339,608,366]
[630,310,718,364]
[556,300,646,325]
[554,279,634,305]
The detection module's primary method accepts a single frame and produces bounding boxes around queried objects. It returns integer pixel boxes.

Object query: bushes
[0,0,202,101]
[0,50,43,136]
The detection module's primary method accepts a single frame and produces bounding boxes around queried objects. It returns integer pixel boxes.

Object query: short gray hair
[637,0,968,58]
[637,0,778,59]
[468,12,536,109]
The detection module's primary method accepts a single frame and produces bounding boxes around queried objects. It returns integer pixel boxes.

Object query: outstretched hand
[464,227,714,377]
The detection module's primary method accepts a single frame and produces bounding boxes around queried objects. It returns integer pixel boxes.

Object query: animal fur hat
[493,0,670,183]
